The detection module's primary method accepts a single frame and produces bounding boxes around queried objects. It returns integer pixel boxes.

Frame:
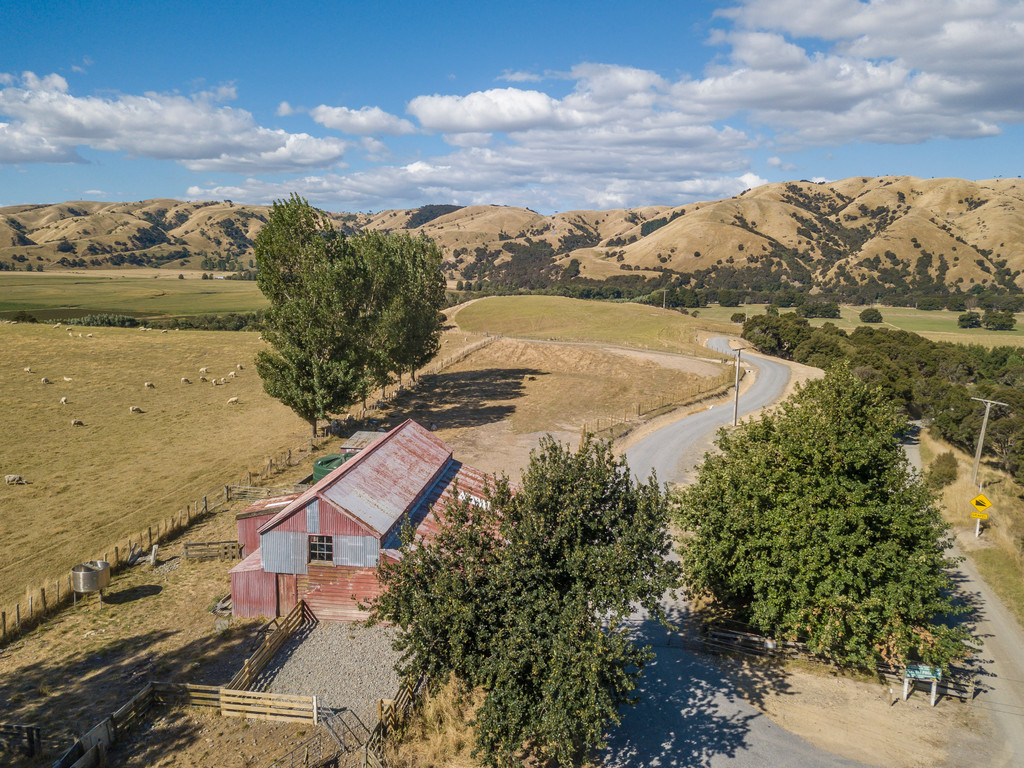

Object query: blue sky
[2,0,1023,213]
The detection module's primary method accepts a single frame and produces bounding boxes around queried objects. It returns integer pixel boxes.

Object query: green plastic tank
[313,452,354,482]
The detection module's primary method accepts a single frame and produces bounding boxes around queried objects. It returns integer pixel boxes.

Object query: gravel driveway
[254,622,402,728]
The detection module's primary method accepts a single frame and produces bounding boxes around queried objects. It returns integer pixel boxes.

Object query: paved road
[623,337,791,485]
[606,339,864,767]
[902,428,1024,766]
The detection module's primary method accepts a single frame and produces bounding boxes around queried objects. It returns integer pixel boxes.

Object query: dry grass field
[0,323,312,612]
[451,295,735,357]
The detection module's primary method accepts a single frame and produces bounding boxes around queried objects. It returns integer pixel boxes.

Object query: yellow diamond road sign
[971,494,992,513]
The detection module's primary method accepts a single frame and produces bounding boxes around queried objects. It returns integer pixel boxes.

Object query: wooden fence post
[204,495,208,513]
[225,485,230,502]
[28,595,33,621]
[2,611,5,639]
[16,602,20,631]
[148,527,153,549]
[40,587,46,615]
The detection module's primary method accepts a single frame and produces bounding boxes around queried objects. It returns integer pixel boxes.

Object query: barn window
[308,535,333,563]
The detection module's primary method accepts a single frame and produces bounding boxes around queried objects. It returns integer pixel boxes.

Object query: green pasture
[0,273,268,320]
[453,295,736,358]
[695,303,1024,347]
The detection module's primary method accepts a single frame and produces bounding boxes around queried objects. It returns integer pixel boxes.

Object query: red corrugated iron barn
[230,419,490,622]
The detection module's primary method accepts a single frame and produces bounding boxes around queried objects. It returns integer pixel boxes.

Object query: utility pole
[970,397,1008,487]
[732,346,748,427]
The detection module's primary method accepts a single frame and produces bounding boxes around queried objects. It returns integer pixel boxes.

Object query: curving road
[624,337,792,486]
[605,338,867,767]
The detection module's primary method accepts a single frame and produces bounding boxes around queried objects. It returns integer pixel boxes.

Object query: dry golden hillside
[3,176,1022,293]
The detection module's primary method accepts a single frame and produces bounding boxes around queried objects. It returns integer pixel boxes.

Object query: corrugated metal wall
[306,498,320,534]
[260,531,308,575]
[231,567,277,618]
[299,564,383,622]
[333,535,379,568]
[319,500,374,536]
[238,513,276,557]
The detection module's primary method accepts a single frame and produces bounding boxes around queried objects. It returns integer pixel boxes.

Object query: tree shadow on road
[603,602,796,768]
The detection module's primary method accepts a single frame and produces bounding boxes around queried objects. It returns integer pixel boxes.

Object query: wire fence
[0,333,505,648]
[582,367,738,439]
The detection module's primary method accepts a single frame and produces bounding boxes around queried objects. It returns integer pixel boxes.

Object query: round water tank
[72,560,111,593]
[312,452,354,482]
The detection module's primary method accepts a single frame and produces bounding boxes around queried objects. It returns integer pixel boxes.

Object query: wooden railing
[183,540,242,561]
[363,676,427,768]
[228,599,309,691]
[0,723,42,757]
[227,485,295,502]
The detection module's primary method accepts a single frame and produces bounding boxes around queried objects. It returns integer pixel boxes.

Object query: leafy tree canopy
[859,307,883,323]
[674,365,974,670]
[254,194,444,434]
[368,436,679,767]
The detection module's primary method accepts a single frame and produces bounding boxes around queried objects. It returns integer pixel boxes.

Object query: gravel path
[255,622,402,728]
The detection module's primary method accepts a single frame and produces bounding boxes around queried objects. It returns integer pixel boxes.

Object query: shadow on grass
[103,584,163,604]
[2,622,259,766]
[386,368,546,430]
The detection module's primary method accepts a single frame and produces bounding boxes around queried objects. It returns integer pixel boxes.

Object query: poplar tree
[254,194,445,434]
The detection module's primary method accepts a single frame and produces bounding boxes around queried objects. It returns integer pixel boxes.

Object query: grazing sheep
[5,474,25,485]
[236,364,244,370]
[59,396,68,405]
[144,381,155,389]
[181,377,191,384]
[52,324,61,329]
[71,418,84,426]
[199,376,209,382]
[213,379,222,386]
[227,396,239,405]
[23,367,32,373]
[219,377,226,385]
[63,376,73,382]
[41,377,51,384]
[129,406,143,414]
[86,333,93,338]
[78,333,83,338]
[160,329,168,334]
[199,367,210,374]
[228,371,236,378]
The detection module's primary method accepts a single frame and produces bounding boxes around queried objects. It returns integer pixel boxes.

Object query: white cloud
[408,88,572,132]
[0,72,347,172]
[498,70,543,83]
[276,101,296,117]
[310,104,415,135]
[83,189,104,195]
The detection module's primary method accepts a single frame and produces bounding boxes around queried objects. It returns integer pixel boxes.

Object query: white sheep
[129,406,142,414]
[63,376,73,382]
[41,377,51,384]
[52,324,61,329]
[228,371,236,378]
[181,377,191,384]
[60,396,68,405]
[160,329,168,334]
[78,333,83,338]
[199,376,209,383]
[236,364,244,370]
[86,333,93,338]
[23,367,32,373]
[199,367,210,374]
[213,379,222,386]
[5,474,25,485]
[71,418,84,426]
[219,377,226,385]
[144,382,155,389]
[227,396,239,405]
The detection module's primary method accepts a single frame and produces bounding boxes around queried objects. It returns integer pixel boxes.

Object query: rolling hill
[3,176,1022,298]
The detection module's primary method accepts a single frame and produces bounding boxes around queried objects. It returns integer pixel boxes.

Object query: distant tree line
[741,314,1024,483]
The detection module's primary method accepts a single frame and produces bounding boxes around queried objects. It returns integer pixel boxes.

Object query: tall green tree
[368,436,679,767]
[675,365,974,670]
[254,195,445,434]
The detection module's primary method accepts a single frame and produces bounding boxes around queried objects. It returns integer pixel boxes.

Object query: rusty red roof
[229,548,264,573]
[258,419,453,538]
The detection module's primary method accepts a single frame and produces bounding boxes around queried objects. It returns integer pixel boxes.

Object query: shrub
[859,307,883,323]
[730,312,747,323]
[927,451,958,489]
[958,311,981,328]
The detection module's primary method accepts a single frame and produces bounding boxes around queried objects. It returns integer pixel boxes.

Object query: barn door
[276,573,298,616]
